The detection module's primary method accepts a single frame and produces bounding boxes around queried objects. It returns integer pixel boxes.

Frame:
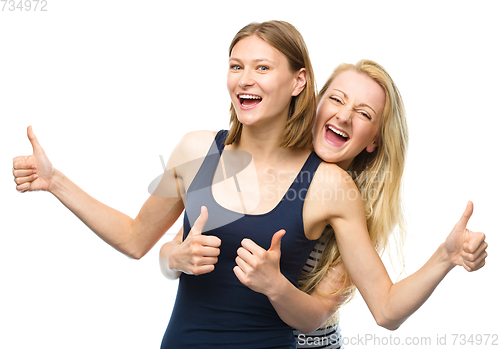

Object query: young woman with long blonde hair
[162,58,488,348]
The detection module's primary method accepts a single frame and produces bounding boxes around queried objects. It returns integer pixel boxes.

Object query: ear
[292,68,307,97]
[366,139,378,153]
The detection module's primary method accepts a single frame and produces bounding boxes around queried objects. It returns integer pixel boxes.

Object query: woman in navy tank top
[157,22,327,348]
[13,20,325,348]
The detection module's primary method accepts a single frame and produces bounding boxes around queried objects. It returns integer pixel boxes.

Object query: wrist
[266,273,289,302]
[438,243,456,272]
[160,243,182,280]
[166,242,182,272]
[48,169,63,194]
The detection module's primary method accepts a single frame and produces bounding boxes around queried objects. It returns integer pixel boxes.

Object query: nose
[238,69,255,88]
[335,108,353,124]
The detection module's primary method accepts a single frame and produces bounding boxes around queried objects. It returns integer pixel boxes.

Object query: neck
[337,159,352,171]
[229,122,303,166]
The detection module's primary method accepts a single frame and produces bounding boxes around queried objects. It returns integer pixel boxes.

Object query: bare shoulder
[168,130,217,168]
[312,162,358,192]
[308,162,364,219]
[163,130,220,193]
[303,162,361,240]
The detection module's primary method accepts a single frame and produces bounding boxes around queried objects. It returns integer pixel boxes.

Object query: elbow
[128,251,145,260]
[296,325,320,335]
[120,235,151,259]
[305,326,322,335]
[375,315,401,331]
[379,321,400,331]
[123,221,154,260]
[373,300,404,331]
[296,314,333,334]
[122,243,149,260]
[121,244,147,260]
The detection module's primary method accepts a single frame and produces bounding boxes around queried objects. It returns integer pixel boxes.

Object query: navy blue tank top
[161,131,323,349]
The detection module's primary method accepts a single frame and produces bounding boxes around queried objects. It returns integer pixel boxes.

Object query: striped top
[294,234,344,349]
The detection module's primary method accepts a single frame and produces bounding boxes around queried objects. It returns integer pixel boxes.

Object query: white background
[1,1,498,348]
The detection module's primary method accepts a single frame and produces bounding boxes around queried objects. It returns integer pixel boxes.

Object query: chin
[316,144,353,168]
[314,144,337,164]
[235,113,259,126]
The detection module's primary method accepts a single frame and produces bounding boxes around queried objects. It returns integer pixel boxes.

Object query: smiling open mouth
[238,94,262,109]
[325,125,350,146]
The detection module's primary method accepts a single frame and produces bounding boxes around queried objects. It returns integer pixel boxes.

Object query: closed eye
[329,96,342,103]
[359,111,372,120]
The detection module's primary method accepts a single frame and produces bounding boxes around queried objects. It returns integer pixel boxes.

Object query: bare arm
[326,178,487,330]
[13,127,214,259]
[234,166,487,332]
[266,259,350,333]
[46,168,184,259]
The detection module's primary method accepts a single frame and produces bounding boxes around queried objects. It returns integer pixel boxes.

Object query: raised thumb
[454,201,474,232]
[27,125,43,154]
[269,229,286,253]
[191,206,209,235]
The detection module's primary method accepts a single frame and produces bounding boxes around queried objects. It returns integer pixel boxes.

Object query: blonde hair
[225,21,316,150]
[300,59,408,324]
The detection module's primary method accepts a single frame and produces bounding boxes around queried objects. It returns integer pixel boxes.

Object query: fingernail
[33,169,37,174]
[34,175,38,179]
[31,165,35,169]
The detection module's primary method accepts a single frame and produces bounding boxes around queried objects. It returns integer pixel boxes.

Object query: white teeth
[328,125,348,138]
[239,94,262,100]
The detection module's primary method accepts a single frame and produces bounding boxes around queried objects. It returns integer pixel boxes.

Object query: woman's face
[227,35,304,128]
[313,70,386,170]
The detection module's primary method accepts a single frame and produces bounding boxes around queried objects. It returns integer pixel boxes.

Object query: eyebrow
[229,57,277,65]
[331,88,378,116]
